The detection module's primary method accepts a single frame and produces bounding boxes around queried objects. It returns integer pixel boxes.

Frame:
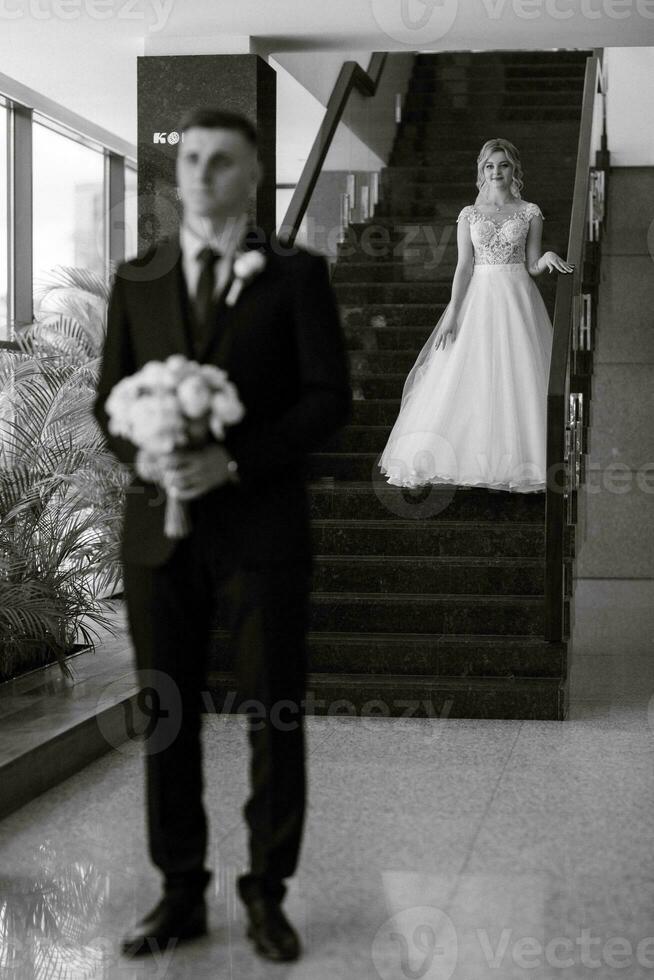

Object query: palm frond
[0,265,127,681]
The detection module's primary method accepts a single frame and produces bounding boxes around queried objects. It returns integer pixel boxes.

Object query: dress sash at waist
[472,262,529,274]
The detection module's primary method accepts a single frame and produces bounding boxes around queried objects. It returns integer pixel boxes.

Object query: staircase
[209,50,591,720]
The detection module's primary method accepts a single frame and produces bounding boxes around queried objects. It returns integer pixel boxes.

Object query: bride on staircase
[378,137,574,493]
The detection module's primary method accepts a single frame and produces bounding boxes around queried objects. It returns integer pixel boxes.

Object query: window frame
[0,73,136,342]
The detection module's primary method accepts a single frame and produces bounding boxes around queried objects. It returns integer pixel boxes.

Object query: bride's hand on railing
[542,251,575,275]
[433,312,458,350]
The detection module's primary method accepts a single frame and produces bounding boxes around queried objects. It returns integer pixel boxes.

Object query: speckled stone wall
[136,54,276,252]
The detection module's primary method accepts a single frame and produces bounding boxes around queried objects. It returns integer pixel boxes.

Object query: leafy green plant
[0,267,131,681]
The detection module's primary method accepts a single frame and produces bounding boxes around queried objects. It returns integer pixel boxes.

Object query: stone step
[414,50,590,65]
[349,398,400,424]
[402,97,584,113]
[336,282,556,325]
[347,360,426,379]
[307,481,546,523]
[309,517,562,559]
[310,592,547,636]
[344,217,571,237]
[334,282,451,305]
[320,423,391,452]
[334,261,457,284]
[209,629,566,678]
[344,324,438,349]
[395,119,580,137]
[372,199,572,221]
[322,420,567,457]
[401,106,582,123]
[413,59,587,73]
[377,162,577,185]
[407,78,586,95]
[341,306,444,329]
[352,375,415,398]
[334,238,566,263]
[382,152,578,174]
[391,133,579,157]
[310,555,545,596]
[378,179,576,201]
[204,669,567,719]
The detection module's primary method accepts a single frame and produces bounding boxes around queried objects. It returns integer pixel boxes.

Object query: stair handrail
[545,49,608,642]
[279,53,388,248]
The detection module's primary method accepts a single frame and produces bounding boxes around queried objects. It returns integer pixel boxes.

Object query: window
[0,105,7,339]
[125,164,138,259]
[32,122,105,306]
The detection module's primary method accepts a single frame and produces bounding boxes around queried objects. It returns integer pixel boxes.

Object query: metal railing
[544,49,608,642]
[278,52,388,248]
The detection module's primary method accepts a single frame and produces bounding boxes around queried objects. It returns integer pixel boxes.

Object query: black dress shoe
[244,896,301,962]
[121,891,207,958]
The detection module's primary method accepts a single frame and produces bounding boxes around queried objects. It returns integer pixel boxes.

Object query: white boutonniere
[225,248,267,307]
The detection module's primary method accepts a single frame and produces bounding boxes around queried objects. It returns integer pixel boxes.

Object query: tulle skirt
[378,262,553,493]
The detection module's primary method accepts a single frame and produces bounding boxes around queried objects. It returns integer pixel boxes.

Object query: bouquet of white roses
[105,353,245,539]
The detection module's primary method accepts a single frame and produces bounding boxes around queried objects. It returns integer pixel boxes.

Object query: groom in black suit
[93,107,351,962]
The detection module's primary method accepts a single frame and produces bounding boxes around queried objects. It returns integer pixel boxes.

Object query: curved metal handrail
[545,49,607,642]
[279,52,388,248]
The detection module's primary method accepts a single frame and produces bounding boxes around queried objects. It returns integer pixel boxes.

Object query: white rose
[139,361,174,390]
[210,389,244,426]
[105,377,137,421]
[233,249,266,280]
[199,364,229,389]
[178,375,212,419]
[165,354,197,386]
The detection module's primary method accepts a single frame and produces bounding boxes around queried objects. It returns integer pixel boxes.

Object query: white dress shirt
[176,212,247,486]
[179,212,249,301]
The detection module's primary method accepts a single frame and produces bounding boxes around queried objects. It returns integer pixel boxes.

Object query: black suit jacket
[93,225,352,568]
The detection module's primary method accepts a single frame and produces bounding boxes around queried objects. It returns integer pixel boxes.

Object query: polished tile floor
[0,577,653,980]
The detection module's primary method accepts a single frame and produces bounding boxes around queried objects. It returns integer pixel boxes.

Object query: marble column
[136,54,276,251]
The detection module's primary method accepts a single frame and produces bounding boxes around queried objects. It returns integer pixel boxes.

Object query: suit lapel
[152,233,194,359]
[197,223,275,365]
[156,223,274,365]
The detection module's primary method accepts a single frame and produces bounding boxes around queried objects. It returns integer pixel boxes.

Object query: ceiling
[0,1,652,145]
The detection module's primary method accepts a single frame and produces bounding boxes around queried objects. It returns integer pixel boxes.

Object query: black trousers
[122,512,312,907]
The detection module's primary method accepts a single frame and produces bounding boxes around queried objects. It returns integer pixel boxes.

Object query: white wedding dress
[378,201,553,493]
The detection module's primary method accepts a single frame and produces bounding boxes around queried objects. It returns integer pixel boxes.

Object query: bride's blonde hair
[475,138,524,202]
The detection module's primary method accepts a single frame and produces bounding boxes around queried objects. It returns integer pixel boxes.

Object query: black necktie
[193,246,221,347]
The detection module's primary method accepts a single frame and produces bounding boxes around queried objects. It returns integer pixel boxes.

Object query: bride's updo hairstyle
[475,138,524,203]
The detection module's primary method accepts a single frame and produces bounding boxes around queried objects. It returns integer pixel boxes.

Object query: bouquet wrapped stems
[164,489,192,539]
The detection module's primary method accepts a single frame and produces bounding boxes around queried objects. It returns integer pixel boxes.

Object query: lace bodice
[457,202,544,265]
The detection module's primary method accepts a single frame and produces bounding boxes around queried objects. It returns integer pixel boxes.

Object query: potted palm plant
[0,267,130,682]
